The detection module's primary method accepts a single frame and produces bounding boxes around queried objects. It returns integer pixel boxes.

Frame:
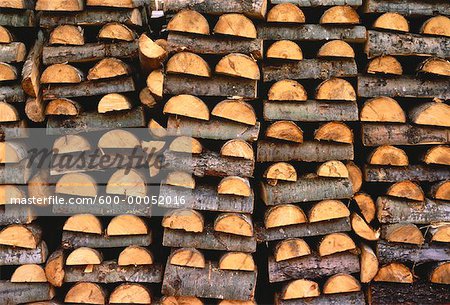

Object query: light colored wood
[98,129,140,149]
[274,238,311,262]
[118,245,155,264]
[424,145,450,166]
[214,14,256,38]
[367,55,403,75]
[267,3,305,23]
[410,102,450,127]
[387,180,424,201]
[264,162,297,184]
[360,243,378,283]
[431,224,450,243]
[219,252,255,271]
[166,171,195,189]
[87,57,130,80]
[266,120,303,143]
[320,5,360,24]
[221,139,254,160]
[431,181,450,201]
[384,223,424,245]
[369,145,408,166]
[56,173,98,197]
[148,119,167,138]
[218,176,251,197]
[281,279,320,300]
[309,200,350,223]
[66,247,102,265]
[421,16,450,37]
[265,204,307,228]
[53,134,91,154]
[169,136,203,154]
[323,274,361,294]
[0,224,40,249]
[106,169,147,197]
[168,9,210,35]
[161,296,204,305]
[212,100,256,125]
[316,78,356,101]
[353,193,375,223]
[374,263,413,283]
[164,94,209,120]
[268,79,307,101]
[45,249,64,287]
[430,262,450,284]
[169,247,205,268]
[360,96,405,122]
[65,282,105,305]
[373,12,409,32]
[318,40,355,58]
[0,102,19,122]
[41,63,84,84]
[109,283,151,304]
[219,300,256,305]
[346,161,362,194]
[317,160,349,178]
[107,215,148,236]
[98,93,132,113]
[214,213,253,237]
[351,213,380,241]
[419,57,450,76]
[139,87,156,108]
[99,22,136,41]
[86,0,143,8]
[319,233,356,256]
[0,141,27,163]
[63,214,102,234]
[139,33,168,71]
[49,25,84,45]
[0,25,13,43]
[267,40,303,60]
[36,0,84,11]
[45,98,81,116]
[0,185,25,205]
[215,53,260,80]
[162,208,204,233]
[0,62,17,81]
[146,69,163,99]
[11,264,47,283]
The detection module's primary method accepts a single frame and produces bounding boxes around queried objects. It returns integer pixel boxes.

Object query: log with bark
[52,199,152,216]
[0,84,25,103]
[0,282,54,305]
[0,9,35,27]
[0,205,36,225]
[273,0,361,5]
[377,240,450,264]
[363,0,450,16]
[22,31,43,98]
[61,231,152,249]
[0,160,32,184]
[0,120,29,140]
[0,241,47,265]
[275,292,365,305]
[364,165,450,182]
[0,42,26,63]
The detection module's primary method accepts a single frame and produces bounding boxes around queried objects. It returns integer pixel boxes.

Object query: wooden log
[362,123,450,146]
[0,282,54,305]
[0,120,29,140]
[42,41,138,65]
[377,240,450,264]
[275,292,365,305]
[159,184,254,213]
[0,42,26,63]
[64,260,163,283]
[162,260,257,300]
[364,165,450,182]
[377,196,450,224]
[163,150,255,178]
[268,252,360,282]
[358,75,450,99]
[0,205,36,225]
[257,140,353,162]
[0,241,47,265]
[256,217,351,242]
[273,0,361,5]
[61,231,152,249]
[363,0,450,16]
[0,160,32,184]
[22,31,43,97]
[262,59,357,82]
[365,30,450,59]
[52,199,152,216]
[0,84,25,103]
[257,24,366,42]
[0,10,35,27]
[164,74,257,99]
[163,226,257,253]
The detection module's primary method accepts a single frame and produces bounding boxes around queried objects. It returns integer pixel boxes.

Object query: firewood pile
[0,0,448,304]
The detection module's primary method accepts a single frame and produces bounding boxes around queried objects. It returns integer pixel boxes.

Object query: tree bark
[0,205,36,225]
[376,240,450,264]
[257,24,366,42]
[163,226,257,253]
[377,196,450,224]
[167,32,263,59]
[275,292,365,305]
[0,42,26,63]
[365,30,450,59]
[358,75,450,99]
[256,217,351,242]
[364,165,450,182]
[0,120,29,140]
[0,84,25,103]
[0,241,47,265]
[257,140,354,162]
[362,123,450,146]
[164,74,257,99]
[22,31,43,97]
[52,199,152,216]
[0,282,54,305]
[162,260,257,300]
[61,231,152,249]
[273,0,361,4]
[0,10,35,27]
[0,159,32,184]
[262,59,357,82]
[268,252,360,282]
[363,0,450,16]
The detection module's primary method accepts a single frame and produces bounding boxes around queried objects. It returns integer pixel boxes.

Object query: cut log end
[353,193,376,223]
[368,55,403,75]
[430,262,450,284]
[309,200,350,223]
[318,40,355,58]
[220,139,254,161]
[65,282,105,305]
[212,99,256,125]
[267,40,303,60]
[419,57,450,76]
[387,180,425,201]
[87,57,130,80]
[264,162,297,184]
[167,51,211,78]
[267,3,305,24]
[346,161,362,194]
[431,180,450,201]
[410,102,450,128]
[320,5,360,25]
[214,14,256,39]
[106,169,147,197]
[351,213,380,241]
[41,63,84,84]
[360,243,378,283]
[374,263,414,283]
[167,9,210,35]
[274,238,311,262]
[164,94,209,121]
[316,78,356,101]
[45,98,80,116]
[63,214,102,235]
[266,121,303,143]
[139,33,168,71]
[265,204,307,229]
[66,247,102,266]
[373,12,409,32]
[214,213,253,237]
[109,283,152,305]
[11,264,47,283]
[169,247,205,268]
[383,223,424,245]
[215,53,260,80]
[268,79,307,102]
[323,274,361,294]
[98,93,132,113]
[162,209,204,233]
[281,279,320,300]
[421,16,450,37]
[99,22,136,42]
[0,224,40,249]
[146,69,163,99]
[49,25,84,45]
[219,252,255,271]
[317,160,349,178]
[0,25,13,44]
[424,145,450,166]
[369,145,408,166]
[319,232,356,256]
[218,176,251,197]
[166,171,195,189]
[360,96,406,123]
[169,136,203,154]
[106,215,148,236]
[118,245,153,266]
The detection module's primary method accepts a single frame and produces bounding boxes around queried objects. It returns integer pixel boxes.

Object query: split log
[0,282,54,305]
[266,40,303,60]
[214,14,255,38]
[387,180,424,201]
[215,53,259,80]
[268,252,360,282]
[256,24,366,42]
[316,78,355,101]
[56,173,97,197]
[61,231,152,249]
[257,140,353,162]
[212,100,256,125]
[346,161,362,193]
[169,136,203,155]
[45,249,64,287]
[86,0,146,8]
[169,248,205,268]
[219,252,255,271]
[36,0,83,11]
[376,240,450,264]
[374,263,413,283]
[430,223,450,242]
[263,100,358,122]
[320,5,360,24]
[106,169,147,197]
[0,120,28,140]
[0,241,47,265]
[365,30,450,59]
[373,12,409,32]
[0,9,35,27]
[214,213,253,237]
[323,274,360,294]
[267,3,305,23]
[421,16,450,37]
[45,98,81,116]
[266,121,303,143]
[363,0,450,16]
[162,260,257,300]
[318,233,356,256]
[25,94,45,123]
[164,95,209,120]
[368,145,408,166]
[265,204,307,228]
[0,42,26,63]
[318,40,355,58]
[98,93,131,113]
[410,102,450,128]
[146,69,163,99]
[49,25,84,45]
[41,64,84,84]
[317,160,349,177]
[0,83,25,103]
[66,247,102,266]
[268,79,307,101]
[367,55,402,75]
[221,139,254,160]
[418,57,450,76]
[430,262,450,284]
[262,59,357,81]
[264,162,297,184]
[21,31,42,97]
[98,129,139,149]
[0,141,27,163]
[167,10,210,35]
[360,243,378,283]
[280,279,319,300]
[0,62,17,81]
[98,22,136,42]
[360,97,405,123]
[276,292,365,305]
[118,245,153,266]
[65,282,105,304]
[87,58,130,80]
[309,200,350,223]
[162,209,204,233]
[11,264,47,283]
[315,122,353,144]
[274,238,311,262]
[42,41,138,65]
[382,223,424,245]
[377,196,450,224]
[106,214,148,236]
[365,165,450,182]
[139,33,168,71]
[431,181,450,201]
[166,52,211,78]
[0,223,42,249]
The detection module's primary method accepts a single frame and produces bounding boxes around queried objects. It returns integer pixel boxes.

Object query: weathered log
[262,59,357,82]
[369,281,450,305]
[377,240,450,264]
[364,165,450,182]
[163,151,255,178]
[64,260,163,283]
[363,0,450,16]
[162,260,257,300]
[365,30,450,59]
[275,292,365,305]
[268,252,360,282]
[42,41,138,65]
[0,205,36,225]
[362,123,450,146]
[0,282,54,305]
[257,140,353,162]
[167,116,260,142]
[0,241,47,266]
[167,32,263,59]
[159,184,254,213]
[257,24,366,42]
[0,160,32,184]
[0,84,25,103]
[358,75,450,99]
[164,74,257,99]
[0,10,35,27]
[61,231,152,249]
[0,120,29,140]
[22,31,43,97]
[52,199,152,216]
[256,217,351,242]
[163,226,257,252]
[0,42,26,63]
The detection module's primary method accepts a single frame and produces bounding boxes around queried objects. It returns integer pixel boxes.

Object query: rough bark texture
[0,160,32,184]
[159,184,254,213]
[0,84,26,103]
[273,0,361,4]
[0,205,36,225]
[0,120,29,140]
[363,0,450,16]
[268,252,360,282]
[262,59,357,82]
[162,260,257,300]
[64,260,163,283]
[61,231,152,249]
[264,100,358,122]
[163,226,257,253]
[365,30,450,59]
[0,282,54,305]
[377,240,450,264]
[362,123,450,146]
[22,31,43,97]
[256,217,351,242]
[276,292,365,305]
[257,24,367,42]
[167,116,260,142]
[0,42,26,63]
[163,151,255,178]
[364,165,450,182]
[164,75,258,99]
[377,197,450,224]
[257,140,354,162]
[0,10,35,27]
[52,199,152,216]
[0,241,47,266]
[358,75,450,99]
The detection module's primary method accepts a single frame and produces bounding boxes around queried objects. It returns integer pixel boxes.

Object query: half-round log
[368,145,408,166]
[167,9,210,35]
[49,25,84,45]
[360,96,405,122]
[421,16,450,37]
[98,22,136,41]
[214,213,253,237]
[45,98,81,116]
[56,173,98,197]
[218,176,251,197]
[266,40,303,60]
[219,252,255,271]
[41,63,84,84]
[107,215,148,236]
[215,53,260,80]
[264,204,307,229]
[318,40,355,58]
[98,93,132,113]
[166,52,211,77]
[373,12,409,32]
[319,233,356,256]
[274,238,311,262]
[309,200,350,223]
[387,180,424,201]
[320,5,360,24]
[118,245,153,266]
[367,55,403,75]
[106,169,147,197]
[164,94,209,120]
[63,214,102,234]
[66,247,102,266]
[162,209,204,233]
[169,247,205,268]
[169,136,203,154]
[316,78,356,101]
[220,139,254,160]
[214,14,256,38]
[266,121,303,143]
[268,79,307,101]
[212,99,256,125]
[267,3,305,23]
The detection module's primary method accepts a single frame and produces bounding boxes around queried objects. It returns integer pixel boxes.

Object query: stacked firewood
[360,0,450,303]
